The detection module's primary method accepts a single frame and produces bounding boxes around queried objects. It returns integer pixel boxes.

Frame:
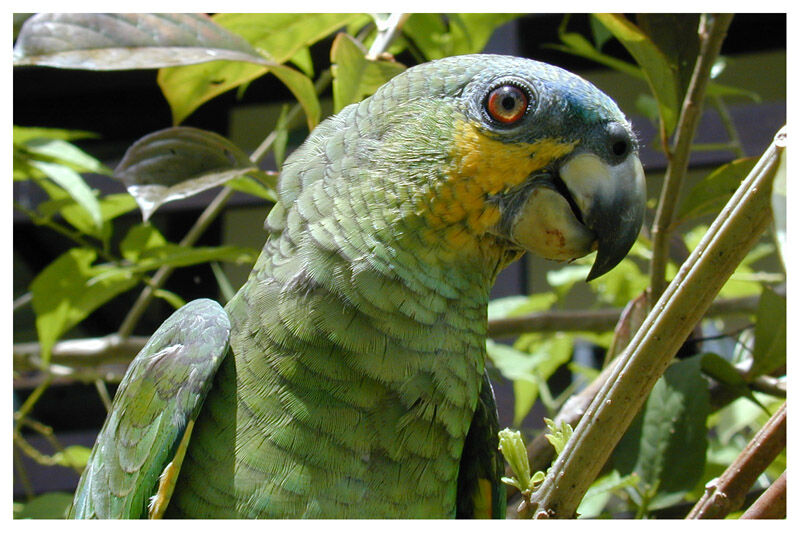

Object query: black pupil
[501,94,517,111]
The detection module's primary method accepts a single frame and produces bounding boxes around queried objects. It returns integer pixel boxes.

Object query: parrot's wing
[69,299,230,519]
[456,371,506,519]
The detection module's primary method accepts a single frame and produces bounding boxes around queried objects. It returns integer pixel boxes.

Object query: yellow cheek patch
[421,119,577,251]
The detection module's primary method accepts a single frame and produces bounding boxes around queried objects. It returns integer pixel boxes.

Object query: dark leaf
[114,127,256,220]
[612,355,709,499]
[13,13,268,70]
[749,286,786,379]
[677,158,757,223]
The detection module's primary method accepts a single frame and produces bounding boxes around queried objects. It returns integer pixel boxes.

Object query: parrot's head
[370,54,646,281]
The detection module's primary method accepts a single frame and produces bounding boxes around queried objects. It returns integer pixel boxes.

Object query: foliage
[12,13,784,519]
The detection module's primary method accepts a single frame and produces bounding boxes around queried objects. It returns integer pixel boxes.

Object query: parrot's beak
[507,151,645,281]
[558,152,646,281]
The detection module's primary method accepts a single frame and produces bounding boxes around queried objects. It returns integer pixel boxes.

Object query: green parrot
[69,54,645,519]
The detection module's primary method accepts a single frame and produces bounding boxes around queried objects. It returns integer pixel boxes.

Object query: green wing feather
[69,299,230,519]
[456,371,506,519]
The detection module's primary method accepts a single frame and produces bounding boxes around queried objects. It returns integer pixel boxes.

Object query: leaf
[157,13,362,125]
[612,355,710,498]
[13,125,99,144]
[30,160,103,232]
[749,286,786,379]
[119,223,257,272]
[226,173,278,202]
[403,14,520,60]
[486,335,573,425]
[677,158,757,223]
[52,445,92,469]
[701,352,762,408]
[31,248,139,363]
[18,137,110,175]
[771,145,787,269]
[119,223,168,262]
[635,14,701,104]
[330,32,407,113]
[592,14,681,135]
[114,127,256,220]
[14,492,74,519]
[13,13,268,70]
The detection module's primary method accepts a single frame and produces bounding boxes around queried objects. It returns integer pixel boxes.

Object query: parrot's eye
[485,85,529,125]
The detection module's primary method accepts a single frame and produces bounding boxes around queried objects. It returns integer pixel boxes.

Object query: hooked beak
[559,152,646,280]
[507,151,645,281]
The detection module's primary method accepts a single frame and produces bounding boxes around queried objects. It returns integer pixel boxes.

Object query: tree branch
[687,402,786,519]
[487,294,759,338]
[649,14,735,302]
[528,126,783,518]
[739,470,786,519]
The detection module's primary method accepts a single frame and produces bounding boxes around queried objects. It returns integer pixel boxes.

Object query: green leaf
[119,223,256,272]
[592,14,681,135]
[14,492,74,519]
[749,286,786,379]
[403,14,520,60]
[487,335,573,425]
[13,125,99,144]
[771,144,786,269]
[130,244,258,273]
[700,352,762,407]
[635,14,700,104]
[114,127,256,220]
[31,248,139,363]
[153,289,187,310]
[158,13,362,125]
[330,32,407,113]
[577,470,640,519]
[13,13,267,70]
[30,160,103,232]
[226,172,278,202]
[52,445,92,469]
[19,137,109,175]
[677,158,758,223]
[612,355,709,498]
[119,224,168,262]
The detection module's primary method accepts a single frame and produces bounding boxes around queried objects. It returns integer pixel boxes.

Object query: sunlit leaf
[330,32,406,112]
[592,14,680,134]
[771,145,786,269]
[13,125,99,144]
[114,127,256,220]
[13,13,267,70]
[158,13,361,125]
[31,248,139,363]
[30,160,103,232]
[636,14,700,104]
[403,13,520,60]
[52,445,92,469]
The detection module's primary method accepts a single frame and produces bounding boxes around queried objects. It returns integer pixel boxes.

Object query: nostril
[611,139,629,157]
[606,122,632,160]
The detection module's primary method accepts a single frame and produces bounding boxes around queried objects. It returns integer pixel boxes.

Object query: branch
[487,294,759,338]
[687,402,786,519]
[739,470,786,519]
[649,14,735,302]
[528,126,784,519]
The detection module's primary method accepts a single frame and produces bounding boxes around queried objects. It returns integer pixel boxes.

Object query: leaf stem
[649,14,734,303]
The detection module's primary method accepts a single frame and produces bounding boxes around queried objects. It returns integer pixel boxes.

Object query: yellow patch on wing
[422,118,577,251]
[148,419,195,519]
[472,478,494,519]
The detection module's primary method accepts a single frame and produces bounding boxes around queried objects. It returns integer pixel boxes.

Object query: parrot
[68,54,645,519]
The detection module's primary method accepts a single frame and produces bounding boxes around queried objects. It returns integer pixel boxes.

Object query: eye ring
[485,84,529,125]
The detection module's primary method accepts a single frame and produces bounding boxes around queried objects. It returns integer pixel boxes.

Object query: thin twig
[488,294,759,338]
[739,470,786,519]
[649,14,735,303]
[529,127,783,519]
[687,402,786,519]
